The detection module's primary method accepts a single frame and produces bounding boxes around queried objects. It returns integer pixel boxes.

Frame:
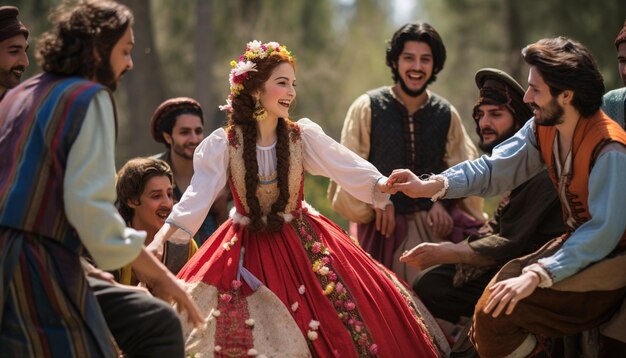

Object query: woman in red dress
[149,41,448,357]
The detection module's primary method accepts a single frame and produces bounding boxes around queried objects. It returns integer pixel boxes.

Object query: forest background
[10,0,626,227]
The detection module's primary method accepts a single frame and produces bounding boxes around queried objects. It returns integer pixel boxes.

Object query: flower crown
[219,40,293,112]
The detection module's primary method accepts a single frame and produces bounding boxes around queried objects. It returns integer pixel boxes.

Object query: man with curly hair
[328,22,484,286]
[0,1,202,356]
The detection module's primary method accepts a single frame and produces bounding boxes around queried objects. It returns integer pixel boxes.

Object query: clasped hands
[381,170,541,316]
[378,169,435,198]
[377,169,453,238]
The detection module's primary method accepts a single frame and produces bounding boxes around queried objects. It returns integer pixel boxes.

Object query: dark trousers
[413,264,496,323]
[89,278,184,358]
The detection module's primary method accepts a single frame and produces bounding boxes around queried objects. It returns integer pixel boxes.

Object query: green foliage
[9,0,626,224]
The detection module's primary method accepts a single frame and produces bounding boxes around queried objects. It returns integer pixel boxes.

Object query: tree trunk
[195,0,217,128]
[118,0,166,159]
[504,0,525,82]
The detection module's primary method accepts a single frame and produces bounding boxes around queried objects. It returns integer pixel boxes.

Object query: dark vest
[368,87,451,214]
[0,73,109,250]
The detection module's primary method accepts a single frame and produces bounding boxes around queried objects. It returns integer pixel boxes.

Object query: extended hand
[483,272,540,317]
[144,273,205,327]
[386,169,420,196]
[399,242,456,270]
[132,249,205,327]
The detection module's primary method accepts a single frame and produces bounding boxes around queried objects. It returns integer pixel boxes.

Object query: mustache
[480,128,497,136]
[10,65,26,72]
[530,103,540,110]
[407,70,426,76]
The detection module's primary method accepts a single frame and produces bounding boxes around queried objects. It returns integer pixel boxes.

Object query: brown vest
[537,110,626,247]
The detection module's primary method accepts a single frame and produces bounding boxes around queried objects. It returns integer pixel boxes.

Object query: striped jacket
[0,73,118,357]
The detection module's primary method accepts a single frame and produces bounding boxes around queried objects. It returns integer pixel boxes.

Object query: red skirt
[177,211,446,357]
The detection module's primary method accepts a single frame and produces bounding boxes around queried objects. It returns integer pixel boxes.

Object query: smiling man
[151,97,229,247]
[406,68,566,354]
[0,6,28,102]
[0,1,202,356]
[115,157,197,284]
[387,37,626,357]
[328,22,483,286]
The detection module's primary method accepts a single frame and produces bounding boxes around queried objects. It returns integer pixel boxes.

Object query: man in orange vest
[387,37,626,357]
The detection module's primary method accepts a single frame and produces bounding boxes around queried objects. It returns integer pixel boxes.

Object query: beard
[95,61,125,92]
[395,69,429,98]
[172,142,195,160]
[478,124,519,154]
[0,65,26,90]
[532,97,564,126]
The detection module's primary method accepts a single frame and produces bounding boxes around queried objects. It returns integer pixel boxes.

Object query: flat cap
[151,97,203,143]
[0,6,29,43]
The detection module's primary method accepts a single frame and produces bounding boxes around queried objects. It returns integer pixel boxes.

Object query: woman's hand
[386,169,440,199]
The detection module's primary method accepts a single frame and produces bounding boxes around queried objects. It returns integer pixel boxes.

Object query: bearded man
[328,22,483,286]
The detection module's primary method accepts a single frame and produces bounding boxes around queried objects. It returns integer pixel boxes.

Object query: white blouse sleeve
[299,118,389,209]
[165,128,229,241]
[64,91,144,270]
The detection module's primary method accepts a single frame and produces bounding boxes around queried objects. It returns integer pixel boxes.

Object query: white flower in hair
[247,40,263,53]
[267,41,280,50]
[218,98,232,112]
[233,61,258,77]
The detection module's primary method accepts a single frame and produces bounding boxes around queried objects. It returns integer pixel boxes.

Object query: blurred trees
[9,0,626,226]
[423,0,626,144]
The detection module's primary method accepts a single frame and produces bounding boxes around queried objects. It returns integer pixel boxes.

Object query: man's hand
[399,241,457,270]
[387,169,447,199]
[85,265,117,284]
[374,202,395,238]
[132,248,205,327]
[427,201,454,238]
[483,271,540,317]
[386,169,423,197]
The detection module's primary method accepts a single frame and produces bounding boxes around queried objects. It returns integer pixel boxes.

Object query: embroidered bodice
[227,125,304,217]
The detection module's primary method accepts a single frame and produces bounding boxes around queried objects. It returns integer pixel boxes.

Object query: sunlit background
[10,0,626,226]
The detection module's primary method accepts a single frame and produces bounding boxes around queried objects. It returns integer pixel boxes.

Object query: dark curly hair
[522,37,604,118]
[386,22,446,85]
[227,50,295,233]
[35,0,133,90]
[115,157,173,224]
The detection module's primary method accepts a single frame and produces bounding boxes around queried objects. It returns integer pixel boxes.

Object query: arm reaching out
[386,169,446,199]
[131,248,205,328]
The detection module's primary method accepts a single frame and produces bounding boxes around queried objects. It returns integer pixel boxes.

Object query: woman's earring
[253,99,267,122]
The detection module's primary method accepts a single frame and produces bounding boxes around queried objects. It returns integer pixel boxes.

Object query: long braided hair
[228,51,295,232]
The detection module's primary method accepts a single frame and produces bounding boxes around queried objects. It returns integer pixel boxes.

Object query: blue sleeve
[442,119,545,198]
[538,150,626,283]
